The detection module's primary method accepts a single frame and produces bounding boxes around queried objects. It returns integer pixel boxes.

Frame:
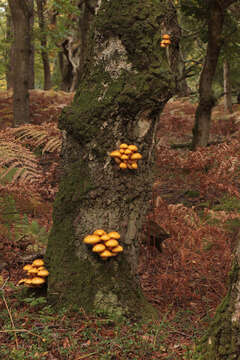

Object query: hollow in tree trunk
[46,0,179,319]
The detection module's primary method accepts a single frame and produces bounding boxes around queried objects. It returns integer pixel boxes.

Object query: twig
[76,352,99,359]
[1,277,19,349]
[0,329,46,342]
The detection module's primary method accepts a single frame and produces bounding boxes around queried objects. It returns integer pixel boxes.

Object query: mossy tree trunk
[193,234,240,359]
[46,0,178,319]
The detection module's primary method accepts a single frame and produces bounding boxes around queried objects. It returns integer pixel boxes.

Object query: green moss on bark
[193,261,240,360]
[46,0,175,320]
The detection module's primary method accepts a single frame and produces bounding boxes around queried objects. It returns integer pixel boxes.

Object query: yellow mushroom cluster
[18,259,49,287]
[110,143,142,170]
[83,229,123,260]
[160,34,171,48]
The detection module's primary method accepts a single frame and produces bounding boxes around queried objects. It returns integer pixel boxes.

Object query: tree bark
[28,0,34,89]
[46,0,177,319]
[191,1,224,149]
[8,0,32,125]
[36,0,51,90]
[164,0,190,96]
[6,9,14,90]
[223,59,233,113]
[194,233,240,359]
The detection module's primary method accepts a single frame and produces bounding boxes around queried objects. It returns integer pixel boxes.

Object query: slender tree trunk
[191,1,224,149]
[58,49,74,92]
[194,233,240,359]
[46,0,177,319]
[28,0,34,89]
[36,0,51,90]
[223,59,233,113]
[6,10,14,90]
[8,0,32,126]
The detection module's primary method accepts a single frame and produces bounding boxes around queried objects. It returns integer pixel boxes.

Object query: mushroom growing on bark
[83,230,123,260]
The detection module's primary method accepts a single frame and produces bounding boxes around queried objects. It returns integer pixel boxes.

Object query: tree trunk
[8,0,32,126]
[194,233,240,359]
[46,0,177,319]
[6,9,14,90]
[164,0,190,96]
[28,0,34,89]
[223,59,233,113]
[36,0,51,90]
[191,1,224,149]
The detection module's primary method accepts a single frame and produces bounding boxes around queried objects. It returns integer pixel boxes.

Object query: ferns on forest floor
[0,134,42,185]
[9,122,62,155]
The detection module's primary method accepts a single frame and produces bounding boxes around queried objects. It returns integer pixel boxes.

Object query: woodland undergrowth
[1,93,240,359]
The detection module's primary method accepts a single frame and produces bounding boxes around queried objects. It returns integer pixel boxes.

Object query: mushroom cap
[119,162,127,169]
[24,279,33,286]
[131,162,138,169]
[128,144,138,152]
[92,243,106,253]
[83,234,101,245]
[18,278,28,285]
[99,250,113,258]
[23,264,33,271]
[28,267,39,275]
[160,43,167,48]
[108,231,121,239]
[119,143,128,149]
[110,150,121,158]
[32,259,44,267]
[114,157,121,164]
[105,239,119,248]
[131,153,142,160]
[121,154,129,160]
[124,149,132,155]
[100,234,111,241]
[119,149,125,154]
[163,39,171,44]
[162,34,170,39]
[31,277,46,286]
[112,245,123,253]
[37,266,46,271]
[37,269,49,277]
[93,229,106,236]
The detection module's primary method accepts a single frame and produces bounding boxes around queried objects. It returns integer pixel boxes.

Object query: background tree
[190,0,238,149]
[36,0,51,90]
[8,0,34,125]
[163,0,190,96]
[223,58,232,113]
[46,0,180,318]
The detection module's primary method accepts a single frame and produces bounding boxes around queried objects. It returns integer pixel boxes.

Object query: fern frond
[0,136,42,185]
[10,122,62,154]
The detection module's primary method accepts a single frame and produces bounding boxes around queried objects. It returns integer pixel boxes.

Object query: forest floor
[1,90,240,359]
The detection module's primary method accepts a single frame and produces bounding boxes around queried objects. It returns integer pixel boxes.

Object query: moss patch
[193,261,240,359]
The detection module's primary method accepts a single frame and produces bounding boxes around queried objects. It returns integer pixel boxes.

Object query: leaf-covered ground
[1,91,240,359]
